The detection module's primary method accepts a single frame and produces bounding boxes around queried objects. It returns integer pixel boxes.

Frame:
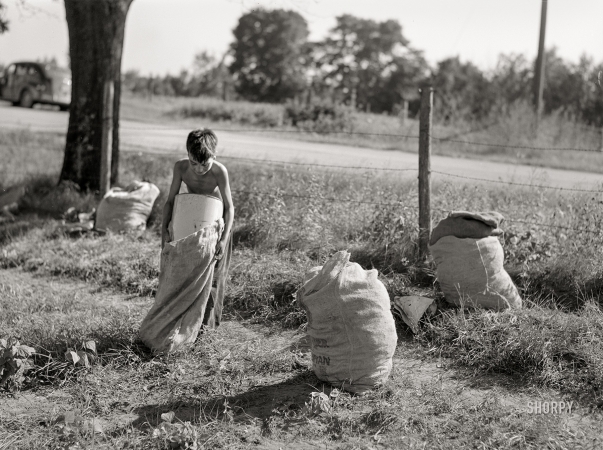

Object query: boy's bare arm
[161,161,183,247]
[214,162,234,244]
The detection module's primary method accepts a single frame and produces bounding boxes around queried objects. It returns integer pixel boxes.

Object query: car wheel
[19,90,34,108]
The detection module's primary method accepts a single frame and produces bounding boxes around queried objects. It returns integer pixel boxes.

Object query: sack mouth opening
[176,193,223,203]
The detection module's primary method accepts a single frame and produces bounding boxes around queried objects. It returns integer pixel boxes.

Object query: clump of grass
[224,248,310,326]
[419,303,603,404]
[20,177,97,217]
[522,254,603,309]
[0,274,152,388]
[1,228,161,297]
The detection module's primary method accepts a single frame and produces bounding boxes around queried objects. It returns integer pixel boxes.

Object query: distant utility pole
[533,0,548,121]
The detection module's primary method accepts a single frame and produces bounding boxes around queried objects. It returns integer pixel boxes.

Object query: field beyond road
[1,96,603,449]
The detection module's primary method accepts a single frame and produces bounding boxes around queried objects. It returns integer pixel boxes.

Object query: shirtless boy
[161,128,234,258]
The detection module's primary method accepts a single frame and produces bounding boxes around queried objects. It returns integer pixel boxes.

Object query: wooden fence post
[100,80,114,197]
[418,87,433,259]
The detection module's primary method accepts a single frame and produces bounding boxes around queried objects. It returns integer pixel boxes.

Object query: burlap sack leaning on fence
[430,235,522,310]
[297,251,397,394]
[95,181,160,233]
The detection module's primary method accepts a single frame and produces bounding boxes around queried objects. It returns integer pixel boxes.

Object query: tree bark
[60,0,133,191]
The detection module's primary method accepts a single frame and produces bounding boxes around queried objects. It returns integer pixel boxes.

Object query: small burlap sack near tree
[95,181,160,233]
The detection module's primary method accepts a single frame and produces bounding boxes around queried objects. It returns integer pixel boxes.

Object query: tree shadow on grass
[128,370,324,431]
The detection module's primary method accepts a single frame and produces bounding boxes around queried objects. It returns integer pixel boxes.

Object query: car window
[27,66,43,82]
[45,65,68,75]
[6,65,16,75]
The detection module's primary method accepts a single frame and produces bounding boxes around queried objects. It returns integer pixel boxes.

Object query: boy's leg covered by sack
[202,230,232,329]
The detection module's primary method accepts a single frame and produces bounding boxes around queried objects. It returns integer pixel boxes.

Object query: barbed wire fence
[1,93,603,245]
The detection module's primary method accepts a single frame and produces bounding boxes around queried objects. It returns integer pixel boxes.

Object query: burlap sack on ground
[95,181,160,233]
[430,235,522,310]
[297,251,397,394]
[139,219,223,353]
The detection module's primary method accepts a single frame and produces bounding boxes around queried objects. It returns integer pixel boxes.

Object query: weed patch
[419,304,603,404]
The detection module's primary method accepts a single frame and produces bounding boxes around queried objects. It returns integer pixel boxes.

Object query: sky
[1,0,602,76]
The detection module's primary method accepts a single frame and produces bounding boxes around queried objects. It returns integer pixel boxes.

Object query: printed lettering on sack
[311,337,329,348]
[312,354,331,366]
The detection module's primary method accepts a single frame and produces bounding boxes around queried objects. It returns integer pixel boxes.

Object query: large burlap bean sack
[297,251,397,394]
[95,181,160,233]
[140,220,222,354]
[429,236,522,310]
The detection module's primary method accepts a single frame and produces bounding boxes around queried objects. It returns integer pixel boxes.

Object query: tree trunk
[60,0,133,191]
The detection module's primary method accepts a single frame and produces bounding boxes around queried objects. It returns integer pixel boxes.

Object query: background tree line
[122,8,603,127]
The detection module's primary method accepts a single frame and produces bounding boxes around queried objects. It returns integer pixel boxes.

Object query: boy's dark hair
[186,128,217,163]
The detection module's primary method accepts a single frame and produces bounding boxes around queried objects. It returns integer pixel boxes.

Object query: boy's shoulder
[212,160,228,175]
[174,158,189,171]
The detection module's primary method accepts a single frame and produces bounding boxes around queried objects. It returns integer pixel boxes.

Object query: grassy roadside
[1,119,603,448]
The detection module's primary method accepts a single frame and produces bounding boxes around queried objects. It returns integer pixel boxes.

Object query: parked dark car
[0,61,71,110]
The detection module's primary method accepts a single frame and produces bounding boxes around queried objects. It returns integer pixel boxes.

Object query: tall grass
[0,129,65,188]
[420,303,603,403]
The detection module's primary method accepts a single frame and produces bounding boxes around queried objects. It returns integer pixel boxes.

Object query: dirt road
[2,101,602,190]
